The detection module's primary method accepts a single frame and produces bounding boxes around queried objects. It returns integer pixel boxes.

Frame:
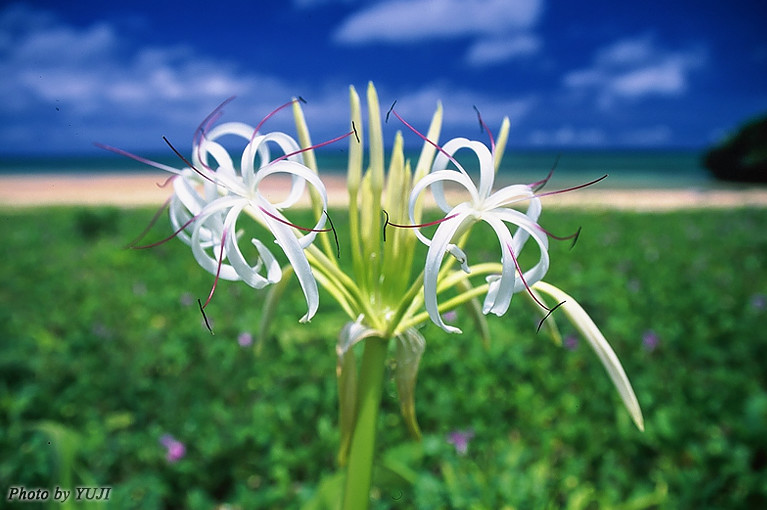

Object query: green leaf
[394,328,426,440]
[533,281,645,431]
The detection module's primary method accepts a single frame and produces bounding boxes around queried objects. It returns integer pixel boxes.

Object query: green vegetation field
[1,206,766,509]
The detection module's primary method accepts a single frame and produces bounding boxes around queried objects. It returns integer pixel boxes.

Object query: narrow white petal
[480,215,516,316]
[482,183,532,207]
[249,133,308,208]
[202,121,257,142]
[259,199,320,322]
[431,137,495,200]
[492,208,550,292]
[254,159,328,218]
[190,197,244,281]
[408,170,478,251]
[423,210,474,333]
[223,206,282,289]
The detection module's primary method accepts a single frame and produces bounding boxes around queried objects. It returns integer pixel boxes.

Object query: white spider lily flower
[172,121,330,323]
[408,137,549,333]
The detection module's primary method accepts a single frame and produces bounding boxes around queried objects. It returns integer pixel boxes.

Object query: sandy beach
[1,172,767,211]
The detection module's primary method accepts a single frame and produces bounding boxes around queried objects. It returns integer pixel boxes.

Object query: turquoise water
[0,149,718,190]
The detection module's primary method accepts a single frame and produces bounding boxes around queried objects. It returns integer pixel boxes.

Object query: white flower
[408,137,549,333]
[171,121,329,323]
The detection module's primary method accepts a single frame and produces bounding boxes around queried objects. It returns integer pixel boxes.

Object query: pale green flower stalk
[107,82,643,510]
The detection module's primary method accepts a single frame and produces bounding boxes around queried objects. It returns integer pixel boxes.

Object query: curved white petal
[408,169,478,246]
[223,205,282,289]
[422,207,476,333]
[247,132,307,207]
[482,183,535,211]
[480,215,517,316]
[170,172,207,246]
[492,208,550,293]
[190,197,244,281]
[431,137,495,201]
[258,198,320,323]
[254,159,329,234]
[194,122,255,179]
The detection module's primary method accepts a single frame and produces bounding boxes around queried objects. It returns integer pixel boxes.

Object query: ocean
[0,149,720,190]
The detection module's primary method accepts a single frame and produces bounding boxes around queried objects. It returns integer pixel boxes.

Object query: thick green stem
[342,337,388,510]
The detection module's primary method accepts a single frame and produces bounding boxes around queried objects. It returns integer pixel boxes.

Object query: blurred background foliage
[1,206,766,508]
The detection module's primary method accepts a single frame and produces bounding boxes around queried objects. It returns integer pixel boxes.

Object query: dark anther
[473,105,484,133]
[324,210,341,259]
[163,136,215,184]
[351,121,360,143]
[570,226,582,250]
[297,96,307,104]
[537,300,565,333]
[198,298,214,335]
[385,100,397,123]
[382,209,390,242]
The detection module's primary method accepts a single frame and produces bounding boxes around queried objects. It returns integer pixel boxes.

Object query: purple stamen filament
[529,155,560,192]
[265,127,357,167]
[125,197,172,249]
[129,213,198,250]
[387,106,466,175]
[93,142,180,175]
[536,224,582,249]
[472,105,495,153]
[259,207,341,259]
[194,96,236,174]
[506,243,565,331]
[200,228,229,310]
[382,210,460,242]
[259,206,332,233]
[250,98,306,144]
[163,136,218,186]
[533,174,608,201]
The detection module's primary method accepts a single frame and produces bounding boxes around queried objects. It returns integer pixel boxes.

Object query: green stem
[342,337,388,510]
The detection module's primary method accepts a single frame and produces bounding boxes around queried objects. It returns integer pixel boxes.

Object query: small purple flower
[750,293,766,311]
[442,310,458,323]
[642,330,659,352]
[238,332,253,347]
[179,292,195,307]
[160,434,186,463]
[446,429,474,455]
[132,282,147,296]
[564,335,579,351]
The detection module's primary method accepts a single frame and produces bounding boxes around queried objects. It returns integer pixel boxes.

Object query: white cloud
[384,83,536,133]
[466,34,540,66]
[334,0,542,47]
[334,0,544,67]
[564,34,706,108]
[0,6,315,152]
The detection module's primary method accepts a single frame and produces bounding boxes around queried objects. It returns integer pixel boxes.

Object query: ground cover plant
[1,205,766,508]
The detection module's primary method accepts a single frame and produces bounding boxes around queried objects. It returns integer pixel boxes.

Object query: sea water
[0,149,717,190]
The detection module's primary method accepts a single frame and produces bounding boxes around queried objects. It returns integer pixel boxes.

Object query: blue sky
[1,0,766,155]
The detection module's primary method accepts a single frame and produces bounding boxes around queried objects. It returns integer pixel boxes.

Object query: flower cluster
[103,83,643,454]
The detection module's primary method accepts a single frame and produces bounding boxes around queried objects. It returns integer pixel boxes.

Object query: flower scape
[102,82,643,508]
